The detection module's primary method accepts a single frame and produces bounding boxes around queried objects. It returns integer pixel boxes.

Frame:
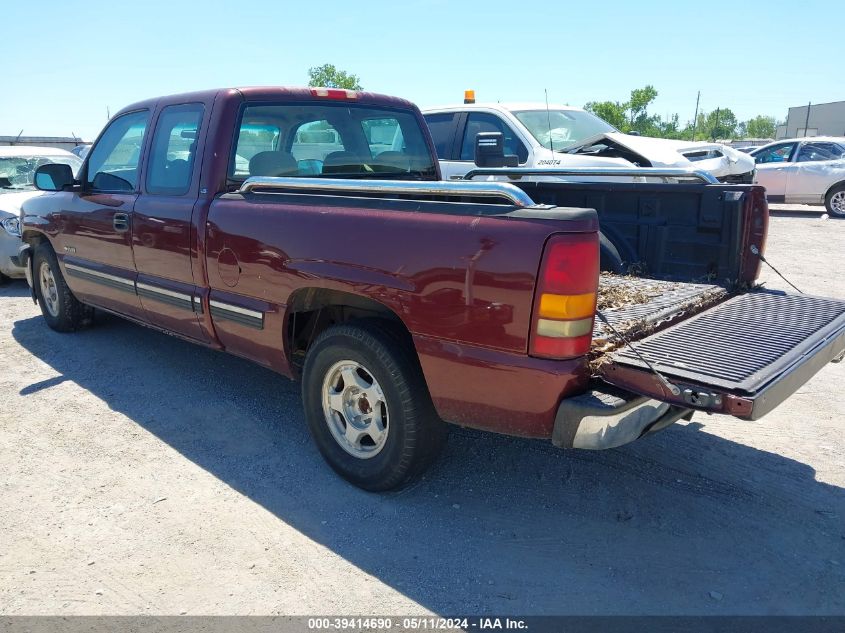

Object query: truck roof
[423,102,585,114]
[115,87,420,118]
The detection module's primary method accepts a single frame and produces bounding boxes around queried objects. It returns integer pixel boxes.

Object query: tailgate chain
[751,245,803,294]
[595,310,681,397]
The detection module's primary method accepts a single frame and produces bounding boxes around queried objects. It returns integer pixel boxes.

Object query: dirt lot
[1,208,843,616]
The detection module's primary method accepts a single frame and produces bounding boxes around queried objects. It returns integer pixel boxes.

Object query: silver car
[0,146,83,283]
[750,137,845,217]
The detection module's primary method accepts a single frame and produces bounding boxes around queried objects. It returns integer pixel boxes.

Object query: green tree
[585,85,660,134]
[696,108,738,140]
[584,100,628,130]
[745,115,776,139]
[307,64,363,90]
[627,85,659,132]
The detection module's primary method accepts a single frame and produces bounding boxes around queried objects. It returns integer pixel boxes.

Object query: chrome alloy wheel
[830,190,845,216]
[321,360,389,459]
[39,261,60,317]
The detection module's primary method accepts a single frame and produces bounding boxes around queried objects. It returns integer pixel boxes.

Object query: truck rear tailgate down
[598,290,845,420]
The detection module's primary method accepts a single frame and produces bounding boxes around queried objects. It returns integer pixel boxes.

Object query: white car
[423,101,756,182]
[0,146,83,282]
[749,137,845,217]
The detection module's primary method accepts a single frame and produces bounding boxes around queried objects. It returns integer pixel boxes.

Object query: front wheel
[32,244,92,332]
[301,321,446,491]
[825,184,845,218]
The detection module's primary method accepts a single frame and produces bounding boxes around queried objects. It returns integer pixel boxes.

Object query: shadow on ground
[11,313,845,615]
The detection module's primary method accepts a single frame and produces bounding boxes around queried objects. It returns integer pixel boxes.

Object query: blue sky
[4,0,844,140]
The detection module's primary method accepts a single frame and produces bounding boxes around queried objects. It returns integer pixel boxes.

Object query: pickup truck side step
[600,290,845,420]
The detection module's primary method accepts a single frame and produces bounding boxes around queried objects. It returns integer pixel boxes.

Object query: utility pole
[713,107,720,141]
[803,101,811,137]
[691,91,700,141]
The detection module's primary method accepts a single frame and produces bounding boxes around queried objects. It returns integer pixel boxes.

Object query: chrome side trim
[209,299,264,330]
[238,176,538,208]
[136,282,192,303]
[463,167,720,184]
[64,263,135,287]
[209,300,263,320]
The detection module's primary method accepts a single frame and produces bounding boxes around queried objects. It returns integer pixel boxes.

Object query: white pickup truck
[423,100,755,183]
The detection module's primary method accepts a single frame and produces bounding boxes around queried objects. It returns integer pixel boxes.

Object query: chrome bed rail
[238,177,540,208]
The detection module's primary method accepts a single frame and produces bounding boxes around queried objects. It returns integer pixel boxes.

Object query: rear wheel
[33,244,92,332]
[825,184,845,218]
[301,321,446,491]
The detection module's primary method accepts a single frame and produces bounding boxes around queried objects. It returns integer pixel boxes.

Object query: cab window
[754,143,796,164]
[796,142,845,162]
[291,120,345,164]
[86,110,149,191]
[423,113,458,159]
[459,113,528,163]
[146,104,204,195]
[229,102,437,180]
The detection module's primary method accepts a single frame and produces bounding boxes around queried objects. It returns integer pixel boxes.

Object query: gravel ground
[0,207,843,616]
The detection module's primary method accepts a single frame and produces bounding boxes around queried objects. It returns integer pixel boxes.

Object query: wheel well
[825,180,845,201]
[23,231,49,251]
[286,288,409,376]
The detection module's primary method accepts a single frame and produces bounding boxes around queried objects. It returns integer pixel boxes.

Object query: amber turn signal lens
[538,292,596,321]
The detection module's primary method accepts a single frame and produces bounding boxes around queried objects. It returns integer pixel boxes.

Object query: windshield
[512,109,616,151]
[0,154,83,191]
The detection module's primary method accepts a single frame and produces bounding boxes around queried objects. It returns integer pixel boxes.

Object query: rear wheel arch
[284,287,414,377]
[824,181,845,217]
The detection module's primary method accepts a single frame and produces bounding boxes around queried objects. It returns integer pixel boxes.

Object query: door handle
[113,213,130,233]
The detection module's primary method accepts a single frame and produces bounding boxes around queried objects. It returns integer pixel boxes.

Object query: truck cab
[423,98,755,182]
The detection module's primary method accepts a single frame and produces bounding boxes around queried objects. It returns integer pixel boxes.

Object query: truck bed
[592,274,728,354]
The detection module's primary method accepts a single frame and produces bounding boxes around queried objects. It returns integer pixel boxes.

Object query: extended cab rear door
[132,102,210,342]
[597,289,845,420]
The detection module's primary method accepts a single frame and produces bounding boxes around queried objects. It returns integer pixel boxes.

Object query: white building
[777,100,845,139]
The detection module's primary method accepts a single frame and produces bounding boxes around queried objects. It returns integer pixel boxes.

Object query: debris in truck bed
[590,275,729,373]
[597,273,663,310]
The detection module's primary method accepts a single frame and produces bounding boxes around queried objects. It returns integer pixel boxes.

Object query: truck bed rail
[463,167,720,184]
[238,176,542,208]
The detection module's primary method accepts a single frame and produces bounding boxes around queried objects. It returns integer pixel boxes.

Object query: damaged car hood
[571,132,755,178]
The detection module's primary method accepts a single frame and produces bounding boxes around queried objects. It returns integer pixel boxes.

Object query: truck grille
[610,290,845,393]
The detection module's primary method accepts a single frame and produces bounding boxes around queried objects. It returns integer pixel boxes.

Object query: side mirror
[34,163,74,191]
[474,132,518,168]
[627,130,641,136]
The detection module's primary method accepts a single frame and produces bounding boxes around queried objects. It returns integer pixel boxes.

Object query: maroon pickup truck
[19,87,845,490]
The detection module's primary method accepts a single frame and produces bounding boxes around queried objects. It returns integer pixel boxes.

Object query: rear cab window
[229,102,437,182]
[146,103,204,195]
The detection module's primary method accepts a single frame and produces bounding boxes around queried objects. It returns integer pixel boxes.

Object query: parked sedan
[0,146,83,283]
[750,137,845,217]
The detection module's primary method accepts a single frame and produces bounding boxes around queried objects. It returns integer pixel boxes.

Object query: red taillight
[529,233,599,360]
[310,87,359,100]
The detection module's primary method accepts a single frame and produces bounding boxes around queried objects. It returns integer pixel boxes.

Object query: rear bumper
[552,385,692,449]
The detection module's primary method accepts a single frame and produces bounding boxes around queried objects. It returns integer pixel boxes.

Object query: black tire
[825,184,845,218]
[32,244,92,332]
[0,272,10,286]
[301,320,447,491]
[599,232,624,273]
